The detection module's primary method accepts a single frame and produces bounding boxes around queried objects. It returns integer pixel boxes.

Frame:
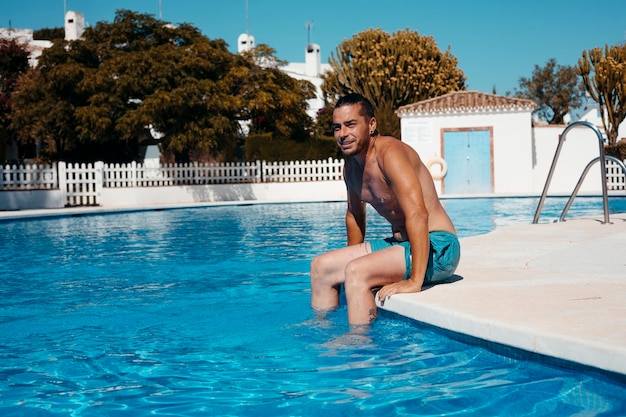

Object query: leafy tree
[322,28,466,138]
[11,36,98,162]
[232,44,315,141]
[0,38,30,163]
[12,11,234,162]
[577,44,626,146]
[312,104,335,138]
[512,58,584,124]
[11,10,315,163]
[33,27,65,40]
[92,12,243,162]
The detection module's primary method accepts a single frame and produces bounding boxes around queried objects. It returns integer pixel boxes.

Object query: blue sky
[3,0,624,95]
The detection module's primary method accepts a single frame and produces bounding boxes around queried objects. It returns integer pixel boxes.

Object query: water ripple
[1,200,625,416]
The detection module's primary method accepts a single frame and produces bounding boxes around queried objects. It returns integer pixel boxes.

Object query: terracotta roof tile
[396,91,536,115]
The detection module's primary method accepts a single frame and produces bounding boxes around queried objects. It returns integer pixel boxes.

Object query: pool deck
[380,213,626,377]
[2,206,625,377]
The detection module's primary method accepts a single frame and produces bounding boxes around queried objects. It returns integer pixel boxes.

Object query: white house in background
[397,91,621,197]
[0,28,52,67]
[0,11,85,68]
[64,11,85,41]
[237,30,330,120]
[281,43,331,120]
[237,33,255,53]
[398,92,536,196]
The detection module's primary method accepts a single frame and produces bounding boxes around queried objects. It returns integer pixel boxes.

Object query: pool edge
[379,214,626,377]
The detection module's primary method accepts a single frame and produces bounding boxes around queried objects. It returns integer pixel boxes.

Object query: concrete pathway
[380,214,626,376]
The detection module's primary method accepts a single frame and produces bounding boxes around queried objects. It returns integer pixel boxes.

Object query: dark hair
[335,93,375,119]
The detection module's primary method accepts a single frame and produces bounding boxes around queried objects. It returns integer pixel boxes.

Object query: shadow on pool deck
[379,213,626,376]
[2,206,625,376]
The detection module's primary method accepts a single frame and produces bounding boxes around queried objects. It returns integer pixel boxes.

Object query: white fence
[606,161,626,191]
[58,161,103,207]
[1,157,624,209]
[263,159,345,182]
[1,158,345,207]
[101,159,343,187]
[0,163,57,190]
[103,161,265,187]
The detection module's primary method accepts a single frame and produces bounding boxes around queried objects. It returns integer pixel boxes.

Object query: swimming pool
[1,197,625,416]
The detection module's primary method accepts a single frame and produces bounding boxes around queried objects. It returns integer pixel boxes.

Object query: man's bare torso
[344,135,456,240]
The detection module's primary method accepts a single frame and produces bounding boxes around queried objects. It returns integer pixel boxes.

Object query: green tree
[512,58,584,124]
[577,44,626,146]
[0,38,30,163]
[322,28,466,138]
[312,104,335,138]
[11,10,315,163]
[11,39,93,162]
[12,11,236,162]
[91,12,243,162]
[33,27,65,40]
[232,44,315,141]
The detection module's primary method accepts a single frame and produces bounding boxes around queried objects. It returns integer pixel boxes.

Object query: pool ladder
[533,121,626,224]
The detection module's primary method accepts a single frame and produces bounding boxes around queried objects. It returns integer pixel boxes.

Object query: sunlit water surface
[1,197,625,416]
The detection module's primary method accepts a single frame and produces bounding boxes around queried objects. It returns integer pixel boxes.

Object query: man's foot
[322,332,373,348]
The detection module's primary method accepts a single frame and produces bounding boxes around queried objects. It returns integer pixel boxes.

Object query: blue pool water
[1,197,625,416]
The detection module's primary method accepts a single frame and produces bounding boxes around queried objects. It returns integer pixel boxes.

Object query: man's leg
[310,243,369,312]
[343,246,406,325]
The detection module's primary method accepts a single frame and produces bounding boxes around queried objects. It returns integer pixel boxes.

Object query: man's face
[332,104,374,156]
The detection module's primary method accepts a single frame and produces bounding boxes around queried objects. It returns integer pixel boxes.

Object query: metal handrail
[558,155,626,222]
[533,121,612,224]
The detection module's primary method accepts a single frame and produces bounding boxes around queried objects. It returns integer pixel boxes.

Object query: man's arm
[377,146,430,298]
[346,188,367,246]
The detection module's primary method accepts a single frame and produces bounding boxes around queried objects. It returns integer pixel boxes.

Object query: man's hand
[376,279,423,305]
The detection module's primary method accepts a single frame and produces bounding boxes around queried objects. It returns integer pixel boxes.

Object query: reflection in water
[0,198,625,416]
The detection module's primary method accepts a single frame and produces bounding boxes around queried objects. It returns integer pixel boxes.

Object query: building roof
[396,91,536,116]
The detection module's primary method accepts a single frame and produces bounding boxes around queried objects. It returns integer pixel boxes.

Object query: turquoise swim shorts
[368,231,460,285]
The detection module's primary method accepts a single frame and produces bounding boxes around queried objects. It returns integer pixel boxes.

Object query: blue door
[443,129,492,194]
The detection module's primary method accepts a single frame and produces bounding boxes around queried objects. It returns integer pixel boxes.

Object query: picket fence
[0,159,344,207]
[1,158,625,208]
[606,161,626,191]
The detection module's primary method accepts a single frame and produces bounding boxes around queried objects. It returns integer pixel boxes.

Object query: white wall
[532,124,606,195]
[492,112,534,194]
[0,189,65,210]
[64,11,85,41]
[401,109,534,195]
[0,28,33,43]
[282,62,331,120]
[0,181,347,211]
[401,109,618,196]
[100,181,346,208]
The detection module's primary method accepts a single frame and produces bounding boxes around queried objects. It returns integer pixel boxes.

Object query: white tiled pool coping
[379,214,626,376]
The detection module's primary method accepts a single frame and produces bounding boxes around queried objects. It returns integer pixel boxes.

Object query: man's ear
[369,117,377,134]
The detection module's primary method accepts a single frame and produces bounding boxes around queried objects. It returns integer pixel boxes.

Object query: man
[310,93,460,327]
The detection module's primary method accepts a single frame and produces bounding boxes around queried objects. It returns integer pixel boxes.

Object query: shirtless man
[310,93,460,327]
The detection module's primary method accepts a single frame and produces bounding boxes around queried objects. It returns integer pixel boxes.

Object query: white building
[398,92,536,196]
[0,28,52,67]
[64,11,85,41]
[237,29,330,120]
[281,43,331,120]
[0,11,85,68]
[237,33,255,53]
[398,91,625,197]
